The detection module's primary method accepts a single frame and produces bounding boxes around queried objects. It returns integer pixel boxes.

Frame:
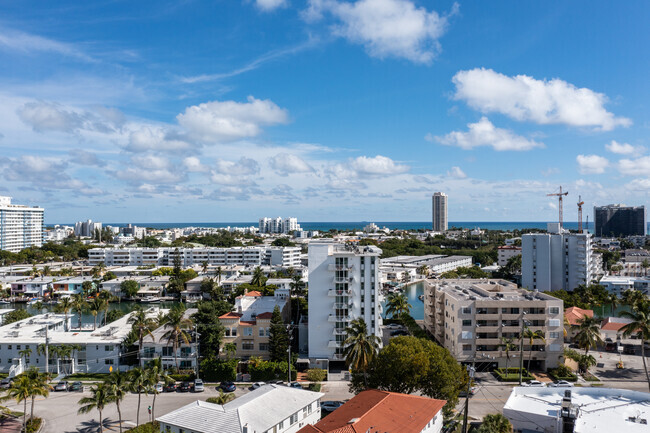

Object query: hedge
[306,368,327,382]
[169,373,195,382]
[308,383,321,392]
[493,368,534,382]
[201,359,237,382]
[249,360,297,382]
[548,365,578,382]
[399,314,430,339]
[126,421,159,432]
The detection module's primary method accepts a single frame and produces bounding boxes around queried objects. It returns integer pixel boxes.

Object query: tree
[268,306,288,363]
[128,306,156,367]
[522,328,546,371]
[129,368,147,427]
[251,266,267,287]
[271,237,295,247]
[500,337,517,375]
[622,289,647,310]
[146,361,167,421]
[417,264,429,277]
[161,305,193,370]
[103,371,128,433]
[574,315,603,355]
[619,300,650,392]
[343,318,380,387]
[120,280,140,299]
[385,293,411,319]
[105,309,125,324]
[207,390,236,404]
[82,280,94,297]
[2,309,31,325]
[71,293,86,331]
[606,292,618,315]
[215,266,223,285]
[192,301,229,359]
[564,348,597,375]
[477,413,513,433]
[350,336,466,415]
[78,383,114,433]
[23,367,51,423]
[55,297,73,330]
[1,375,32,431]
[643,259,650,277]
[18,347,32,368]
[87,297,105,330]
[289,275,304,324]
[223,342,237,359]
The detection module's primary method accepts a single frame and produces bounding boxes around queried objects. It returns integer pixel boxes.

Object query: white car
[550,380,574,388]
[193,379,205,392]
[154,382,164,393]
[523,380,546,387]
[385,324,403,330]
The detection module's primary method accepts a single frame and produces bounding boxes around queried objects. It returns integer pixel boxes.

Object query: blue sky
[0,0,648,223]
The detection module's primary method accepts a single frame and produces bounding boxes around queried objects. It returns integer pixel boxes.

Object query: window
[242,341,254,350]
[231,328,237,337]
[225,328,231,336]
[105,359,114,365]
[307,403,312,414]
[265,328,270,337]
[462,344,472,351]
[259,343,269,351]
[8,345,11,350]
[550,332,560,339]
[549,319,561,327]
[290,412,298,424]
[462,319,472,326]
[549,307,560,315]
[278,420,284,429]
[105,345,113,351]
[16,345,20,350]
[461,307,471,314]
[461,331,473,340]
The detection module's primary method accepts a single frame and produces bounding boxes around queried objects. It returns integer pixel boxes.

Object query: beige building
[423,279,564,370]
[219,289,289,360]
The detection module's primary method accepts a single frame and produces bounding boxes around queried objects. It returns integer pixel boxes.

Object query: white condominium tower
[432,192,448,232]
[259,217,301,234]
[0,196,44,253]
[308,241,382,361]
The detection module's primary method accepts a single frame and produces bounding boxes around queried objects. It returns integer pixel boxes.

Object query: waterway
[382,281,426,320]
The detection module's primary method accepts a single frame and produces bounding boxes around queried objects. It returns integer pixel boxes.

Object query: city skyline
[0,1,648,223]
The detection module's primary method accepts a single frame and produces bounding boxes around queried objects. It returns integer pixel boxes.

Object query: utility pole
[286,324,294,384]
[44,325,49,375]
[461,363,475,433]
[194,325,200,380]
[518,312,527,385]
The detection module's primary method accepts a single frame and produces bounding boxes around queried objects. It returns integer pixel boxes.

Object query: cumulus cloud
[183,156,209,173]
[431,117,544,151]
[348,155,409,176]
[305,0,456,64]
[68,150,106,167]
[626,178,650,191]
[269,153,315,176]
[113,154,186,185]
[452,68,631,131]
[447,166,466,179]
[16,101,121,134]
[177,96,289,143]
[255,0,288,11]
[576,154,609,174]
[1,155,93,191]
[605,140,643,155]
[210,157,260,186]
[618,156,650,176]
[125,126,192,152]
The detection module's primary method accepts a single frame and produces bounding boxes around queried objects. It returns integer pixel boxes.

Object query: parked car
[194,379,205,392]
[178,381,193,392]
[320,401,344,412]
[163,382,178,392]
[624,344,636,355]
[605,337,613,343]
[523,381,546,387]
[54,381,69,392]
[68,381,83,392]
[219,381,236,392]
[459,386,478,397]
[390,329,409,336]
[385,323,403,330]
[550,380,574,388]
[154,382,164,393]
[249,382,266,391]
[0,378,13,389]
[605,342,617,352]
[289,382,303,389]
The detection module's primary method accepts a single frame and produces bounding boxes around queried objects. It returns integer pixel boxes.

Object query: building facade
[521,224,597,292]
[594,204,646,237]
[74,220,102,238]
[308,242,382,361]
[498,246,522,266]
[431,192,448,232]
[423,279,564,370]
[259,217,302,234]
[0,196,44,253]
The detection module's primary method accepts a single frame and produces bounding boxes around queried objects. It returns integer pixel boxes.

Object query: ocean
[52,221,612,233]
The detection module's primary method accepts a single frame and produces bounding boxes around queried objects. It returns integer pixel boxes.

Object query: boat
[0,300,10,304]
[139,297,161,304]
[418,294,424,301]
[26,298,40,306]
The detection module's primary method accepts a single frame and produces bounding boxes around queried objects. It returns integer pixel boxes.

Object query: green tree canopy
[2,309,31,325]
[192,300,230,359]
[271,237,296,247]
[120,280,140,298]
[477,413,513,433]
[268,306,288,362]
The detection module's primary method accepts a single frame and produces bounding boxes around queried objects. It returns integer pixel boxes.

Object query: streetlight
[518,312,530,385]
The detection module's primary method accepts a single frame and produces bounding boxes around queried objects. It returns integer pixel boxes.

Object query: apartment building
[88,246,302,268]
[259,217,302,234]
[0,196,44,253]
[423,279,564,370]
[10,276,56,297]
[521,223,598,292]
[0,311,142,375]
[219,289,289,360]
[498,246,522,266]
[141,308,198,370]
[308,242,382,361]
[157,384,323,433]
[380,255,473,279]
[74,220,102,237]
[432,192,448,232]
[594,204,646,237]
[598,275,650,296]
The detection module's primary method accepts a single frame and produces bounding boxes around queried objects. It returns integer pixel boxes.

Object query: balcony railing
[328,315,351,323]
[328,264,354,271]
[327,289,353,297]
[333,276,354,284]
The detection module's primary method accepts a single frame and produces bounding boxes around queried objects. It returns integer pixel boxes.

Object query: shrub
[306,368,327,382]
[169,373,195,382]
[548,365,578,382]
[201,359,237,382]
[249,359,297,382]
[308,383,321,392]
[126,421,159,432]
[26,417,42,433]
[399,314,430,339]
[493,368,533,382]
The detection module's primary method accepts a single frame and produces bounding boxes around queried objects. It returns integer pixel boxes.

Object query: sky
[0,0,648,224]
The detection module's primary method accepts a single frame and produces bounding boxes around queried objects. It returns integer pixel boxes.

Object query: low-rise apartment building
[142,308,198,370]
[423,279,564,370]
[10,276,56,297]
[157,384,323,433]
[52,276,96,296]
[498,246,522,266]
[599,275,650,296]
[219,289,289,360]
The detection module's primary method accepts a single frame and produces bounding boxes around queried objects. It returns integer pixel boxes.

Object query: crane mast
[547,186,569,229]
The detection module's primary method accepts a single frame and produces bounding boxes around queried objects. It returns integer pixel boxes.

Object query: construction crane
[577,195,585,233]
[547,186,569,228]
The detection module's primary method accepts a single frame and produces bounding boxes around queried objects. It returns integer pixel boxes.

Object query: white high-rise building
[522,223,596,292]
[258,216,302,234]
[432,192,448,232]
[0,196,44,253]
[308,241,382,361]
[74,220,102,237]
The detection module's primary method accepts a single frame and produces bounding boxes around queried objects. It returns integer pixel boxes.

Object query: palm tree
[2,375,32,431]
[18,347,32,369]
[215,266,223,285]
[87,297,104,330]
[563,316,571,340]
[97,292,111,326]
[642,259,650,276]
[289,275,304,324]
[564,348,597,375]
[477,413,512,433]
[343,318,380,387]
[499,337,517,376]
[201,261,209,274]
[619,300,650,392]
[385,293,411,320]
[71,293,87,331]
[146,361,168,421]
[574,315,603,355]
[161,306,193,370]
[209,390,236,404]
[129,368,147,427]
[57,297,73,331]
[23,367,51,423]
[607,292,619,315]
[622,289,647,310]
[522,328,546,372]
[417,264,429,277]
[128,306,156,367]
[78,383,114,433]
[251,266,266,287]
[106,370,129,433]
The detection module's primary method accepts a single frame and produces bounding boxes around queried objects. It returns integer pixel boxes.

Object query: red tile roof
[565,306,594,326]
[218,312,242,320]
[601,317,633,332]
[256,312,273,319]
[298,390,446,433]
[245,290,263,297]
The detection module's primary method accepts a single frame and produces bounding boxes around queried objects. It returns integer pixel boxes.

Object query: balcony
[333,329,346,336]
[327,289,352,297]
[333,303,349,309]
[333,276,354,284]
[328,315,351,323]
[328,340,342,348]
[328,264,354,271]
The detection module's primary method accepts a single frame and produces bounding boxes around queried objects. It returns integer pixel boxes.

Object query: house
[156,384,323,433]
[298,389,446,433]
[600,317,634,341]
[564,306,594,341]
[10,277,56,297]
[52,276,95,296]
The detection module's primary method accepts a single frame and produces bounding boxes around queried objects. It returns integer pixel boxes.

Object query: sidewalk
[0,417,22,433]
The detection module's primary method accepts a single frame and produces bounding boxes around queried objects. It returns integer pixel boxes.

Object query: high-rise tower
[432,192,448,232]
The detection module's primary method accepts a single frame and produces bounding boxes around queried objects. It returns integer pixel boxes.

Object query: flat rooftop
[428,279,561,302]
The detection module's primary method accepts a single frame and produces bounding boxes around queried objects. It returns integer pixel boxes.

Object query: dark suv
[605,342,617,352]
[623,344,636,355]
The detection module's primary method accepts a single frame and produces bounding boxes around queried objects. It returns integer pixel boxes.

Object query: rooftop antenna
[547,186,569,228]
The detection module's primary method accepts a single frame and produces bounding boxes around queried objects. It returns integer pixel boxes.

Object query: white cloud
[125,126,192,152]
[605,140,643,155]
[576,154,609,174]
[176,96,289,143]
[1,155,90,190]
[447,166,466,179]
[626,178,650,191]
[432,117,544,151]
[183,156,209,173]
[114,155,186,185]
[306,0,455,64]
[68,150,106,167]
[0,28,91,61]
[210,157,260,186]
[618,156,650,176]
[348,155,409,176]
[255,0,288,11]
[269,153,315,175]
[452,68,631,131]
